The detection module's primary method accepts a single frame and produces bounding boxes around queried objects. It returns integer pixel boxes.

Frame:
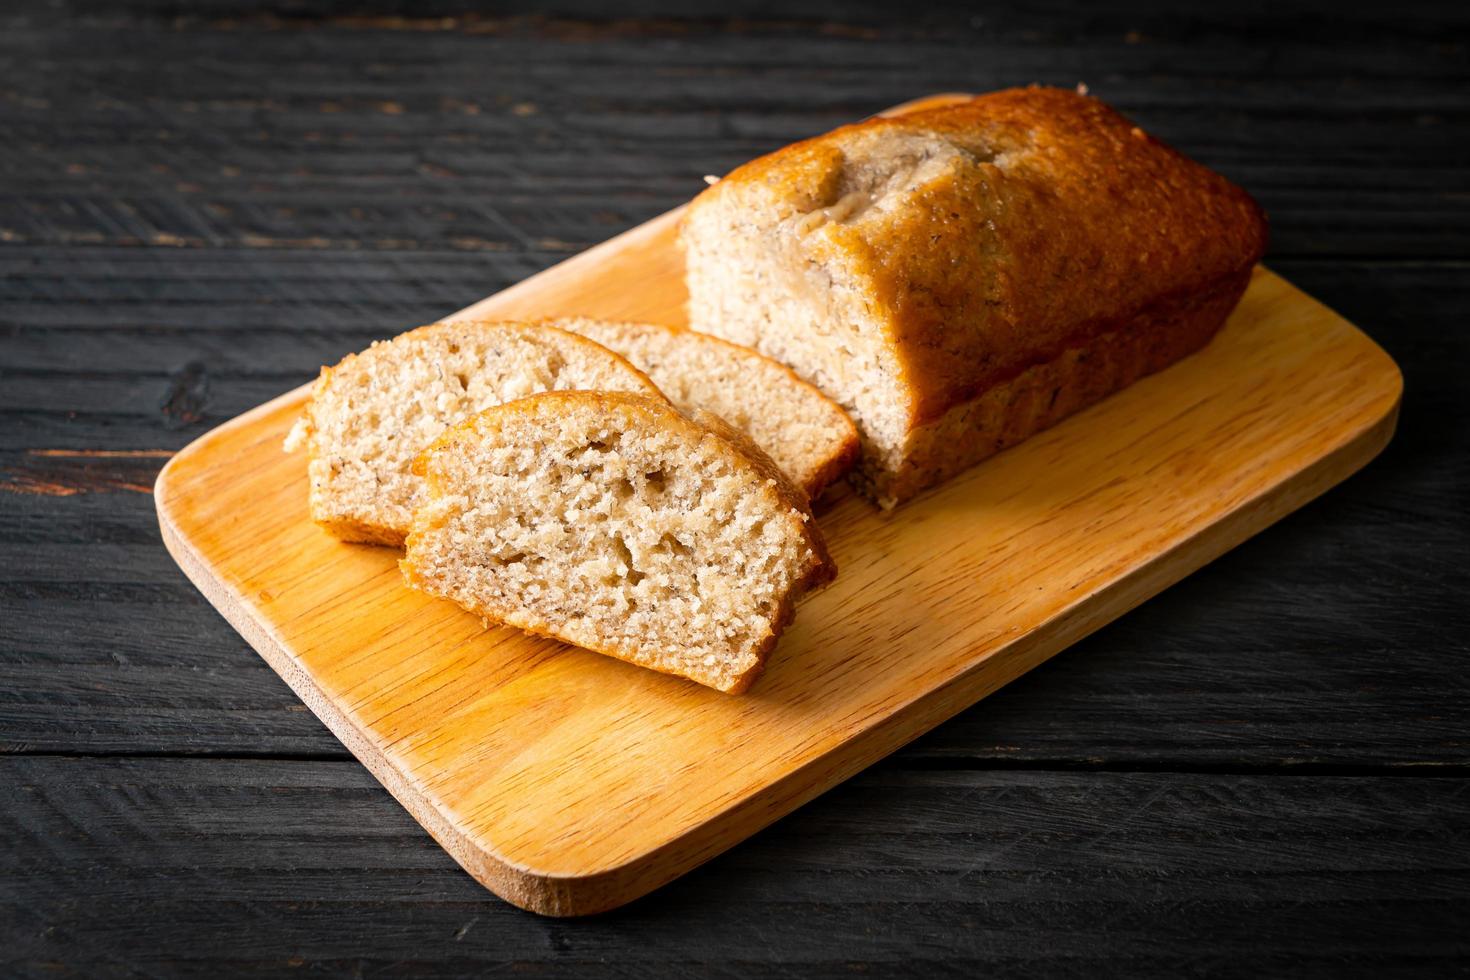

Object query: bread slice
[283,320,663,545]
[681,86,1267,506]
[401,391,835,694]
[548,317,859,501]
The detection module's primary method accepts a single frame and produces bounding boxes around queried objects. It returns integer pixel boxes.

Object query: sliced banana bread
[284,320,663,545]
[550,317,859,501]
[401,391,835,694]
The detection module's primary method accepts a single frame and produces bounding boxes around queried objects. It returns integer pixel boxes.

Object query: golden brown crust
[865,265,1253,505]
[688,86,1267,430]
[682,86,1270,505]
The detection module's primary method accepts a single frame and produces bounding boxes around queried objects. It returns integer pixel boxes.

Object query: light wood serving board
[156,96,1402,917]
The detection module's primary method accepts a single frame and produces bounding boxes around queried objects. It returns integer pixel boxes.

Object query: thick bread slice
[284,320,663,545]
[681,85,1268,506]
[401,391,835,694]
[549,317,859,501]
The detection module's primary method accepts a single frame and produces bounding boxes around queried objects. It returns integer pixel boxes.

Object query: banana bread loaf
[681,86,1268,506]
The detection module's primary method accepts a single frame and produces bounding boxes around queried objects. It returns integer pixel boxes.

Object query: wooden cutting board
[155,96,1402,917]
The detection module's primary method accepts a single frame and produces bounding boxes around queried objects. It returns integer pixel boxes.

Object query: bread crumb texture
[284,320,662,544]
[401,392,834,694]
[549,317,859,501]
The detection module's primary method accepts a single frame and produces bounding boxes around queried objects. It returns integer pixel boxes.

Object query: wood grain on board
[155,165,1401,911]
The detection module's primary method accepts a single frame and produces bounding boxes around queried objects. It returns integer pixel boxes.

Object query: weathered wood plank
[0,161,1460,259]
[36,0,1470,32]
[0,2,1465,261]
[2,758,1467,975]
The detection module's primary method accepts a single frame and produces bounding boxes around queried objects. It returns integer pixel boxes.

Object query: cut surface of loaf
[681,85,1269,507]
[549,316,859,500]
[401,391,835,694]
[284,321,663,545]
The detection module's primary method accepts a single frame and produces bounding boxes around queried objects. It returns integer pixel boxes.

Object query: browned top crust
[685,86,1269,424]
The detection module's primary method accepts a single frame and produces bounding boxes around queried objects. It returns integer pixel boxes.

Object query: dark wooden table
[4,1,1468,975]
